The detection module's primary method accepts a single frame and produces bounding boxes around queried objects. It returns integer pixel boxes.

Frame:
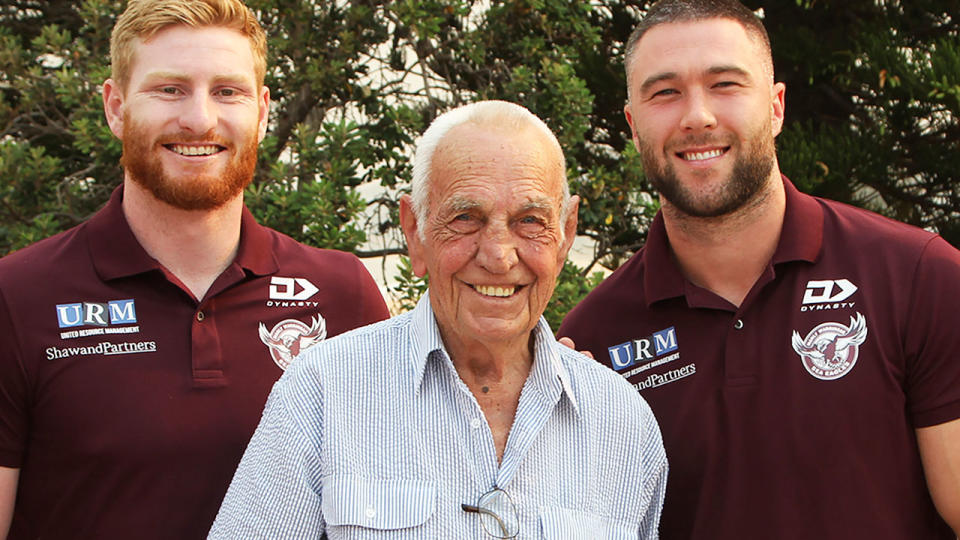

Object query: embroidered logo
[55,299,140,339]
[46,340,158,361]
[605,326,695,390]
[266,277,322,308]
[607,326,679,372]
[792,312,868,380]
[258,315,327,370]
[800,279,858,312]
[269,277,318,301]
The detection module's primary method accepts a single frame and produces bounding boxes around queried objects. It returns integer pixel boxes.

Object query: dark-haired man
[560,0,960,538]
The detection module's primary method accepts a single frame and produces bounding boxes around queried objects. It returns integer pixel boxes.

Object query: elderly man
[0,1,388,538]
[210,100,668,538]
[559,0,960,538]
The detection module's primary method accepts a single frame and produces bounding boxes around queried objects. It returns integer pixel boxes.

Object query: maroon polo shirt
[559,177,960,539]
[0,187,389,539]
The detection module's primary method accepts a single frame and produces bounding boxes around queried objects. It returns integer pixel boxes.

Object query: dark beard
[640,127,775,218]
[120,112,258,211]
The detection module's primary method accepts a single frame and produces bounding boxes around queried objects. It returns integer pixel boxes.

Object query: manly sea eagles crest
[792,312,868,380]
[259,315,327,370]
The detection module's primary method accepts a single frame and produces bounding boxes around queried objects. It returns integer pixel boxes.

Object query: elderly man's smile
[469,283,526,298]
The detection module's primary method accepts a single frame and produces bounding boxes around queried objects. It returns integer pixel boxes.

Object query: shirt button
[470,418,483,430]
[733,319,744,330]
[196,311,205,322]
[364,506,376,519]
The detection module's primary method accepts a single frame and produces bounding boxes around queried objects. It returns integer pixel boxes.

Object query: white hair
[410,100,570,240]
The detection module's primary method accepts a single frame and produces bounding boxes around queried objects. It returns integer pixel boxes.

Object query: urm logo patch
[56,299,136,328]
[607,326,678,371]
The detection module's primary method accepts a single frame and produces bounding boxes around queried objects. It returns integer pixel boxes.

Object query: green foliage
[760,0,960,243]
[390,256,429,314]
[2,0,957,318]
[544,261,605,331]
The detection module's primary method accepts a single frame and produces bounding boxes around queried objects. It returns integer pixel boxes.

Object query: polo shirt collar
[642,211,685,305]
[771,175,822,265]
[233,203,279,276]
[87,186,161,281]
[87,185,278,281]
[642,175,823,306]
[408,291,579,413]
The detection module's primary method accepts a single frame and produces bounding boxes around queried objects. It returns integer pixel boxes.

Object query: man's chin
[132,174,248,211]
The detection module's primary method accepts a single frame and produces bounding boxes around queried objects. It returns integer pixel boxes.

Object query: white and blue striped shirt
[210,293,667,539]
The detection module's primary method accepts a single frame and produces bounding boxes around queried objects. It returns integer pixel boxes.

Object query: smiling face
[102,25,269,210]
[624,18,785,218]
[400,123,578,351]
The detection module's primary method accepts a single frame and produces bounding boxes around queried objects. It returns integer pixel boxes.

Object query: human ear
[399,195,429,277]
[102,79,126,139]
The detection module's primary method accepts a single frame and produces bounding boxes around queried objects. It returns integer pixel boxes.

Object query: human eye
[446,212,481,234]
[216,86,248,99]
[653,88,678,96]
[714,80,741,89]
[515,214,549,237]
[159,86,182,95]
[215,87,250,102]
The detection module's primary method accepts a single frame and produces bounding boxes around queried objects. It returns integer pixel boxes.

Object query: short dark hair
[624,0,773,87]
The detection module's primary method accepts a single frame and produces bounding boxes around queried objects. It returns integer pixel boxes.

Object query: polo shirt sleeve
[0,286,28,467]
[209,368,325,537]
[903,236,960,427]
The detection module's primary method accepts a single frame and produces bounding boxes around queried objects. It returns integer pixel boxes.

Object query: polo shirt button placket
[725,316,756,385]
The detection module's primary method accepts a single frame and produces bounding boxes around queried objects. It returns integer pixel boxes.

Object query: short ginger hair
[110,0,267,90]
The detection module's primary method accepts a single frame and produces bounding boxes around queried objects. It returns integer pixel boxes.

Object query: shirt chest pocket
[539,506,638,539]
[321,476,436,530]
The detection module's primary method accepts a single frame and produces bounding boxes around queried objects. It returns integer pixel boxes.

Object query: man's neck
[662,173,787,308]
[121,179,243,301]
[437,322,535,463]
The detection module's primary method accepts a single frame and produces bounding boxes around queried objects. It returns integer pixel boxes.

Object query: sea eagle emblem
[792,312,868,380]
[259,315,327,370]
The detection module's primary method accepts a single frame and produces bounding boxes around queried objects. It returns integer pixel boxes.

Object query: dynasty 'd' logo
[258,315,327,370]
[791,312,868,380]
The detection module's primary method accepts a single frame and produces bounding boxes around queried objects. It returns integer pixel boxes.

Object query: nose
[178,93,217,134]
[679,90,717,131]
[475,222,518,274]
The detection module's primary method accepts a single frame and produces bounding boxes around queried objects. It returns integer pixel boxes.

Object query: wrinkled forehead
[431,123,564,195]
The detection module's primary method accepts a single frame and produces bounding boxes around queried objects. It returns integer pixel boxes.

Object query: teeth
[169,144,220,156]
[682,149,723,161]
[475,285,516,297]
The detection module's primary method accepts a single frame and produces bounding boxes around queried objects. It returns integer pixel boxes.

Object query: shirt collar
[87,185,278,281]
[771,175,822,265]
[642,175,823,305]
[408,291,579,413]
[233,203,279,277]
[87,185,162,281]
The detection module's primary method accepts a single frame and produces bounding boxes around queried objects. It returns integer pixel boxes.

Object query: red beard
[120,112,259,210]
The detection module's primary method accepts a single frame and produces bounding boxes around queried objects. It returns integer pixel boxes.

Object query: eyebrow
[141,71,254,87]
[442,196,557,215]
[639,64,752,95]
[519,198,556,213]
[445,197,481,214]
